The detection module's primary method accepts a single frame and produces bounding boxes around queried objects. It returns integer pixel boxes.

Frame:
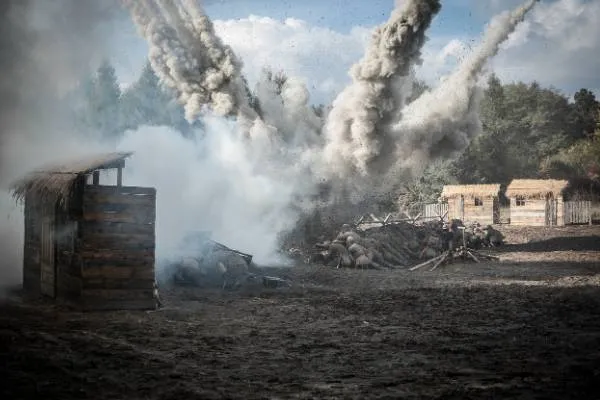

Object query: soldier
[470,222,485,249]
[484,225,504,247]
[441,222,454,252]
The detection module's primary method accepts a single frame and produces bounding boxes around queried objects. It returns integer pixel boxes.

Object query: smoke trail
[322,0,441,178]
[122,0,255,122]
[385,0,539,180]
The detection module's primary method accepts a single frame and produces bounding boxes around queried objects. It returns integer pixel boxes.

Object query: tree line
[76,60,600,206]
[399,75,600,208]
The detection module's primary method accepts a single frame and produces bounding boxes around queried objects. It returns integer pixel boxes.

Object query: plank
[83,278,155,290]
[82,257,154,269]
[81,265,155,280]
[82,289,155,301]
[80,249,154,261]
[82,209,155,224]
[84,185,156,197]
[83,192,156,207]
[78,234,155,251]
[80,221,155,236]
[83,202,155,214]
[81,299,157,311]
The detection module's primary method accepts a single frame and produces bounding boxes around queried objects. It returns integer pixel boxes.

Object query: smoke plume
[385,0,539,179]
[322,0,442,178]
[0,0,540,290]
[122,0,256,123]
[119,0,539,264]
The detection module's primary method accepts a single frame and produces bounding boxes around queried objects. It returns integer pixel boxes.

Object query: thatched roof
[505,179,569,198]
[10,152,133,209]
[441,184,501,199]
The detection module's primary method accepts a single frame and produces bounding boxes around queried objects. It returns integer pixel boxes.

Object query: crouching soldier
[469,222,486,249]
[484,225,504,247]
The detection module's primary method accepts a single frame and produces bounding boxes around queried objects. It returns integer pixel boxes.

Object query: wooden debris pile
[409,225,500,272]
[310,221,447,269]
[308,220,504,270]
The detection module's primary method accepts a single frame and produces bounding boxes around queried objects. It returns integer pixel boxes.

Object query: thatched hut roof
[10,152,133,209]
[441,184,501,199]
[505,179,568,198]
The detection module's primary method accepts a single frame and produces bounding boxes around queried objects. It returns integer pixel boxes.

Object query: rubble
[306,219,504,270]
[165,231,292,290]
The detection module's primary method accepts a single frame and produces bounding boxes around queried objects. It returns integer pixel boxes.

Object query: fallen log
[430,251,450,271]
[409,253,446,271]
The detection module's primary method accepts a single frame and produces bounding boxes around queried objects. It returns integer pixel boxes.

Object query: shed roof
[505,179,569,198]
[441,184,501,198]
[10,151,133,209]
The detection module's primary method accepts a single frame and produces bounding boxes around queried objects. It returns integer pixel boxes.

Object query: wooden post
[117,167,123,187]
[92,170,100,185]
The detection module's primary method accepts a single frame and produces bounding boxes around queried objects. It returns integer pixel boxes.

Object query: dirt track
[2,226,600,399]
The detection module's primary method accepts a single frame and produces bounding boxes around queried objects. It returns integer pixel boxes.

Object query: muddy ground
[2,226,600,399]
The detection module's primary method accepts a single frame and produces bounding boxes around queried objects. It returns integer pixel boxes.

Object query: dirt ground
[2,226,600,399]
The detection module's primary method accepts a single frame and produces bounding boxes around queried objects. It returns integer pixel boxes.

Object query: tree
[120,61,196,136]
[571,88,599,140]
[453,77,576,183]
[87,60,122,140]
[398,160,457,211]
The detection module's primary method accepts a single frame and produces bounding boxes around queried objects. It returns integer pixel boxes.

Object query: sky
[109,0,600,105]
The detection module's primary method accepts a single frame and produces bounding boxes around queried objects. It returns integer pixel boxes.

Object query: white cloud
[213,15,372,105]
[463,0,600,97]
[210,0,599,107]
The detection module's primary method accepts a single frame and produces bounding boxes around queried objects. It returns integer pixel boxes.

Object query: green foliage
[542,131,600,179]
[571,88,599,139]
[76,60,196,140]
[119,62,195,136]
[452,74,577,184]
[413,75,599,206]
[83,60,122,140]
[398,160,458,211]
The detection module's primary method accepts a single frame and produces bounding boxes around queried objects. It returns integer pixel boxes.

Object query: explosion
[0,0,539,277]
[118,0,540,264]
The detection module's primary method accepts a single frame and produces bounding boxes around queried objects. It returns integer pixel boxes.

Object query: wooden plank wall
[54,210,82,301]
[446,196,495,225]
[463,197,495,225]
[39,213,56,298]
[22,195,41,295]
[509,198,547,226]
[446,198,462,221]
[79,185,157,310]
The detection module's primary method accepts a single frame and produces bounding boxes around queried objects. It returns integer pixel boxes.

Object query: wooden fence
[354,204,449,230]
[564,201,592,225]
[423,203,449,222]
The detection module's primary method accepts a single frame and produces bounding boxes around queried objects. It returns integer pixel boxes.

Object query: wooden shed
[440,184,501,225]
[10,152,158,311]
[505,179,568,226]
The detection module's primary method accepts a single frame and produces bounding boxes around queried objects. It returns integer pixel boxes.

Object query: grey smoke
[123,0,256,123]
[0,0,121,290]
[386,0,539,179]
[322,0,442,178]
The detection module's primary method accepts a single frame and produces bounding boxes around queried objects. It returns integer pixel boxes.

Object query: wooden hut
[10,152,158,311]
[505,179,569,226]
[440,184,501,225]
